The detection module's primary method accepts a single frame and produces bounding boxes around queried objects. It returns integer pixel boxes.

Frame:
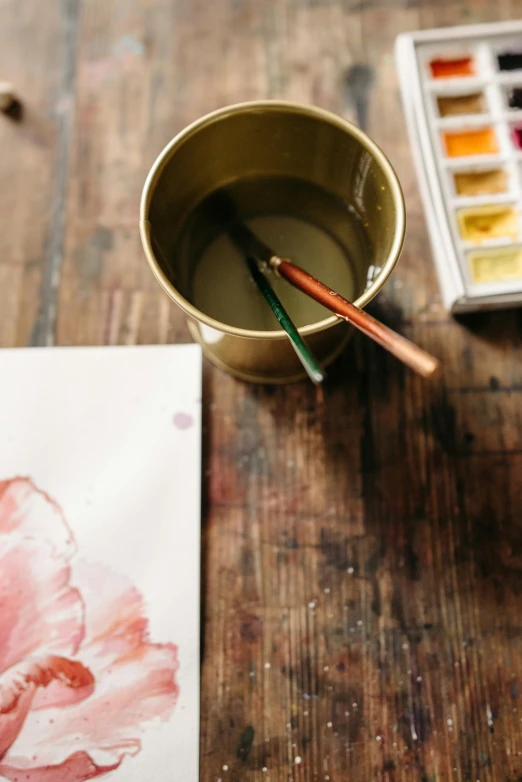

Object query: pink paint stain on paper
[0,478,179,781]
[173,412,193,430]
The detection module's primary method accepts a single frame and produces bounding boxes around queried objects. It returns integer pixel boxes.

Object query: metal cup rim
[140,100,406,341]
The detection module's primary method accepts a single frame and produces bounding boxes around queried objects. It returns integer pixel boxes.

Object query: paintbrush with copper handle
[269,256,440,378]
[210,193,440,378]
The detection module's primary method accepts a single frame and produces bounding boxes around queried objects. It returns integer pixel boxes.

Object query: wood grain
[2,0,522,779]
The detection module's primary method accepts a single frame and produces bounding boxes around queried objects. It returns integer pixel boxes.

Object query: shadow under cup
[140,102,405,383]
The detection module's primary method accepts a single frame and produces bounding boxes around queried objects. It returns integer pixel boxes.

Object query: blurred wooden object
[0,82,15,112]
[1,0,522,779]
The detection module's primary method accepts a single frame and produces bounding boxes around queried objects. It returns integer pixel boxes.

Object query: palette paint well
[497,51,522,71]
[453,169,509,196]
[444,127,499,157]
[507,87,522,109]
[511,124,522,149]
[437,93,485,117]
[430,56,475,78]
[470,247,522,283]
[457,205,519,242]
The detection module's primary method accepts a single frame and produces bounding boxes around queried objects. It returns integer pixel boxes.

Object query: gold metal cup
[140,101,405,383]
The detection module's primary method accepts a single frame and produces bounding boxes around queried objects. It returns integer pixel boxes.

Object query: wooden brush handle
[272,257,440,379]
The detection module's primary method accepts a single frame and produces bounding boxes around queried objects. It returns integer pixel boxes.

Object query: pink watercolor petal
[0,537,85,674]
[0,750,123,782]
[0,479,74,558]
[29,656,94,711]
[0,685,34,758]
[0,657,93,757]
[4,563,178,773]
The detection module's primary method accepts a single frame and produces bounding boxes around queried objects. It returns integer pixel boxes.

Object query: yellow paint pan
[457,205,519,242]
[469,247,522,284]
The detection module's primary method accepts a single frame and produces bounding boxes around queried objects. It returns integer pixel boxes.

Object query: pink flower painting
[0,478,179,781]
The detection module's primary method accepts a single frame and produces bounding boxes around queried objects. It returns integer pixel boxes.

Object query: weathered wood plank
[0,0,72,347]
[2,0,522,780]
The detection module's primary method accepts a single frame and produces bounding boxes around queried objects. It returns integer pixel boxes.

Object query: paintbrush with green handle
[205,191,325,383]
[245,256,325,385]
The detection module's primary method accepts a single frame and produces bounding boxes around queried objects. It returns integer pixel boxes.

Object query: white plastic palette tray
[396,20,522,313]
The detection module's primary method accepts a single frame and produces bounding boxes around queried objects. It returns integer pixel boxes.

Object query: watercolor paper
[0,345,202,782]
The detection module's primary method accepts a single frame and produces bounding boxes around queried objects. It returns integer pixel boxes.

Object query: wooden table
[2,1,522,779]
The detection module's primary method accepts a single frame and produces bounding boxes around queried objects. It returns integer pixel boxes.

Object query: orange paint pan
[443,127,499,157]
[430,56,475,79]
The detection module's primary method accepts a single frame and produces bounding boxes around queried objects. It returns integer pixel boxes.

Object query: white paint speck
[222,765,228,771]
[347,567,354,574]
[392,742,397,748]
[295,756,302,765]
[262,768,267,773]
[327,721,333,728]
[376,736,382,742]
[486,703,493,727]
[324,665,329,672]
[324,588,330,594]
[286,723,291,729]
[308,601,316,609]
[304,711,309,716]
[327,613,334,618]
[416,676,422,682]
[264,662,271,669]
[345,711,350,716]
[402,643,409,650]
[352,703,357,708]
[357,620,363,626]
[447,718,453,727]
[249,671,255,678]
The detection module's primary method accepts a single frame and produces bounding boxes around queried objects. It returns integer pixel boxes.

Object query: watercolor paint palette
[396,20,522,312]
